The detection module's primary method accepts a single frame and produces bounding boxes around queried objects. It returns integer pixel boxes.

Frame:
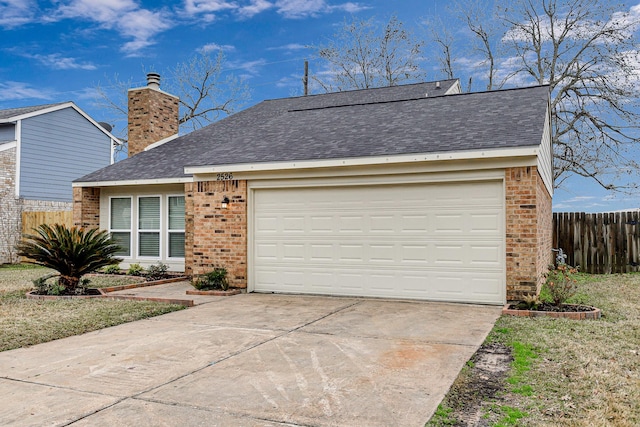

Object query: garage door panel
[253,181,505,304]
[309,244,334,261]
[339,244,364,262]
[370,215,395,233]
[282,216,305,233]
[469,213,501,233]
[400,215,429,233]
[401,244,430,264]
[470,245,502,266]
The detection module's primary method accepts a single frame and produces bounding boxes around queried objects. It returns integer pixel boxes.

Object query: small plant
[146,262,168,281]
[33,274,64,295]
[102,264,121,274]
[543,263,579,306]
[517,293,541,310]
[127,263,145,276]
[194,267,229,291]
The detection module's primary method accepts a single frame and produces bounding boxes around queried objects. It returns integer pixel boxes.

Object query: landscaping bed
[427,273,640,426]
[0,265,185,352]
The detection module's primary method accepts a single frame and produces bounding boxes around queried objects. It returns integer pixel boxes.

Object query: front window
[168,196,185,258]
[138,196,160,257]
[110,197,131,257]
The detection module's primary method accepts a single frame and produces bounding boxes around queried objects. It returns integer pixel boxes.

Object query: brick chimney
[127,73,179,157]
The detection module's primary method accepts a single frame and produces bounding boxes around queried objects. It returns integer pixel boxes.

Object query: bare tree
[313,15,425,92]
[429,18,456,80]
[95,51,250,160]
[434,0,640,191]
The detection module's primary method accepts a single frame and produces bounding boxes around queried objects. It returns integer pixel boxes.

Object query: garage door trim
[248,170,506,304]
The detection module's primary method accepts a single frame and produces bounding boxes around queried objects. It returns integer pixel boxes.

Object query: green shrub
[543,263,578,306]
[127,263,145,276]
[102,264,121,274]
[33,274,64,295]
[194,267,229,291]
[146,262,168,281]
[17,224,121,295]
[32,274,92,296]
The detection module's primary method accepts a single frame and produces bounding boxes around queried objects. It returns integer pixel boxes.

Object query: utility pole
[303,60,309,96]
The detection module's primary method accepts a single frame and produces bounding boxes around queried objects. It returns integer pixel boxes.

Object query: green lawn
[428,273,640,426]
[0,264,185,352]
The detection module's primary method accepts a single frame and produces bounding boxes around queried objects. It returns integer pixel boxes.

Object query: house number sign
[216,173,234,181]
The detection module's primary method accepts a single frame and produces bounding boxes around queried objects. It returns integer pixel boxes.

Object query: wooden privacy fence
[553,212,640,274]
[21,211,73,236]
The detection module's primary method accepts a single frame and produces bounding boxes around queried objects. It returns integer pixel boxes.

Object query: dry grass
[429,274,640,427]
[0,265,184,352]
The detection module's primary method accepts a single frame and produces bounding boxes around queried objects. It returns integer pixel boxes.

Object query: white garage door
[252,180,505,304]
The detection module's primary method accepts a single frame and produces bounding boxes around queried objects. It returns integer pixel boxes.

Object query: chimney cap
[146,72,161,89]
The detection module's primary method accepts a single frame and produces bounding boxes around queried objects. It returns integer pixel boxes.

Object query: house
[0,102,117,263]
[73,74,553,304]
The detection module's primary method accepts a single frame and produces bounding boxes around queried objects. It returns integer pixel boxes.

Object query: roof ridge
[286,84,549,113]
[264,79,459,103]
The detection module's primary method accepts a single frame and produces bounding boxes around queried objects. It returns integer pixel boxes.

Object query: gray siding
[0,124,15,142]
[19,107,111,202]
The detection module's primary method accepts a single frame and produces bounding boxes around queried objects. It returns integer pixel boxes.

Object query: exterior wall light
[221,196,230,209]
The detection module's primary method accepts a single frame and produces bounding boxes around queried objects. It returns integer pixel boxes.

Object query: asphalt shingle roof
[0,102,69,121]
[75,80,549,183]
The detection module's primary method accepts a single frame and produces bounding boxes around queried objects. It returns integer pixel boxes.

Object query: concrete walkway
[0,288,501,426]
[105,280,223,306]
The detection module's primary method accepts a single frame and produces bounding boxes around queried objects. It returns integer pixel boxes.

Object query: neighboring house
[74,74,553,304]
[0,102,117,263]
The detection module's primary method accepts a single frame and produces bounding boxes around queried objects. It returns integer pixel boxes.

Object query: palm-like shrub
[17,224,122,294]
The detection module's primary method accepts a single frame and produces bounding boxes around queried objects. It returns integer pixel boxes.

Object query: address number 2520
[216,173,234,181]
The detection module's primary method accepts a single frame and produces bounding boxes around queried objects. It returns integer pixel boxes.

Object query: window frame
[167,194,186,260]
[108,196,132,257]
[137,195,162,259]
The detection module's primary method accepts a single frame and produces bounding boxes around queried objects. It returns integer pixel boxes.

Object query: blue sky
[1,0,640,212]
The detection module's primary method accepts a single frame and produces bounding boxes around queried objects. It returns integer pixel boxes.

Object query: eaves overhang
[184,146,542,175]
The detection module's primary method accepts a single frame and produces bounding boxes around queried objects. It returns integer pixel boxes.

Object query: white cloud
[267,43,308,51]
[273,0,367,19]
[50,0,173,54]
[328,1,367,13]
[0,81,54,101]
[274,0,325,18]
[199,42,236,53]
[0,0,37,27]
[183,0,236,14]
[238,0,273,18]
[179,0,366,20]
[24,53,97,70]
[226,58,267,76]
[117,8,172,54]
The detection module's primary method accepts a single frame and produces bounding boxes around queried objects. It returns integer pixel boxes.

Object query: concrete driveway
[0,294,500,426]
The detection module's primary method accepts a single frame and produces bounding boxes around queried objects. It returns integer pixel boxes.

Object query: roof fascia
[0,102,74,122]
[0,102,120,142]
[72,177,193,188]
[184,146,541,175]
[0,141,17,152]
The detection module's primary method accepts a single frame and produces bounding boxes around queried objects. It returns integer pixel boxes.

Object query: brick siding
[0,147,19,263]
[73,187,101,229]
[536,174,553,291]
[127,87,179,157]
[185,180,247,288]
[22,199,72,212]
[505,166,552,301]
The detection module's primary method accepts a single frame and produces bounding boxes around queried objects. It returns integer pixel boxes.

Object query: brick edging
[105,295,194,307]
[99,276,189,293]
[25,292,103,301]
[186,289,243,296]
[502,304,601,320]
